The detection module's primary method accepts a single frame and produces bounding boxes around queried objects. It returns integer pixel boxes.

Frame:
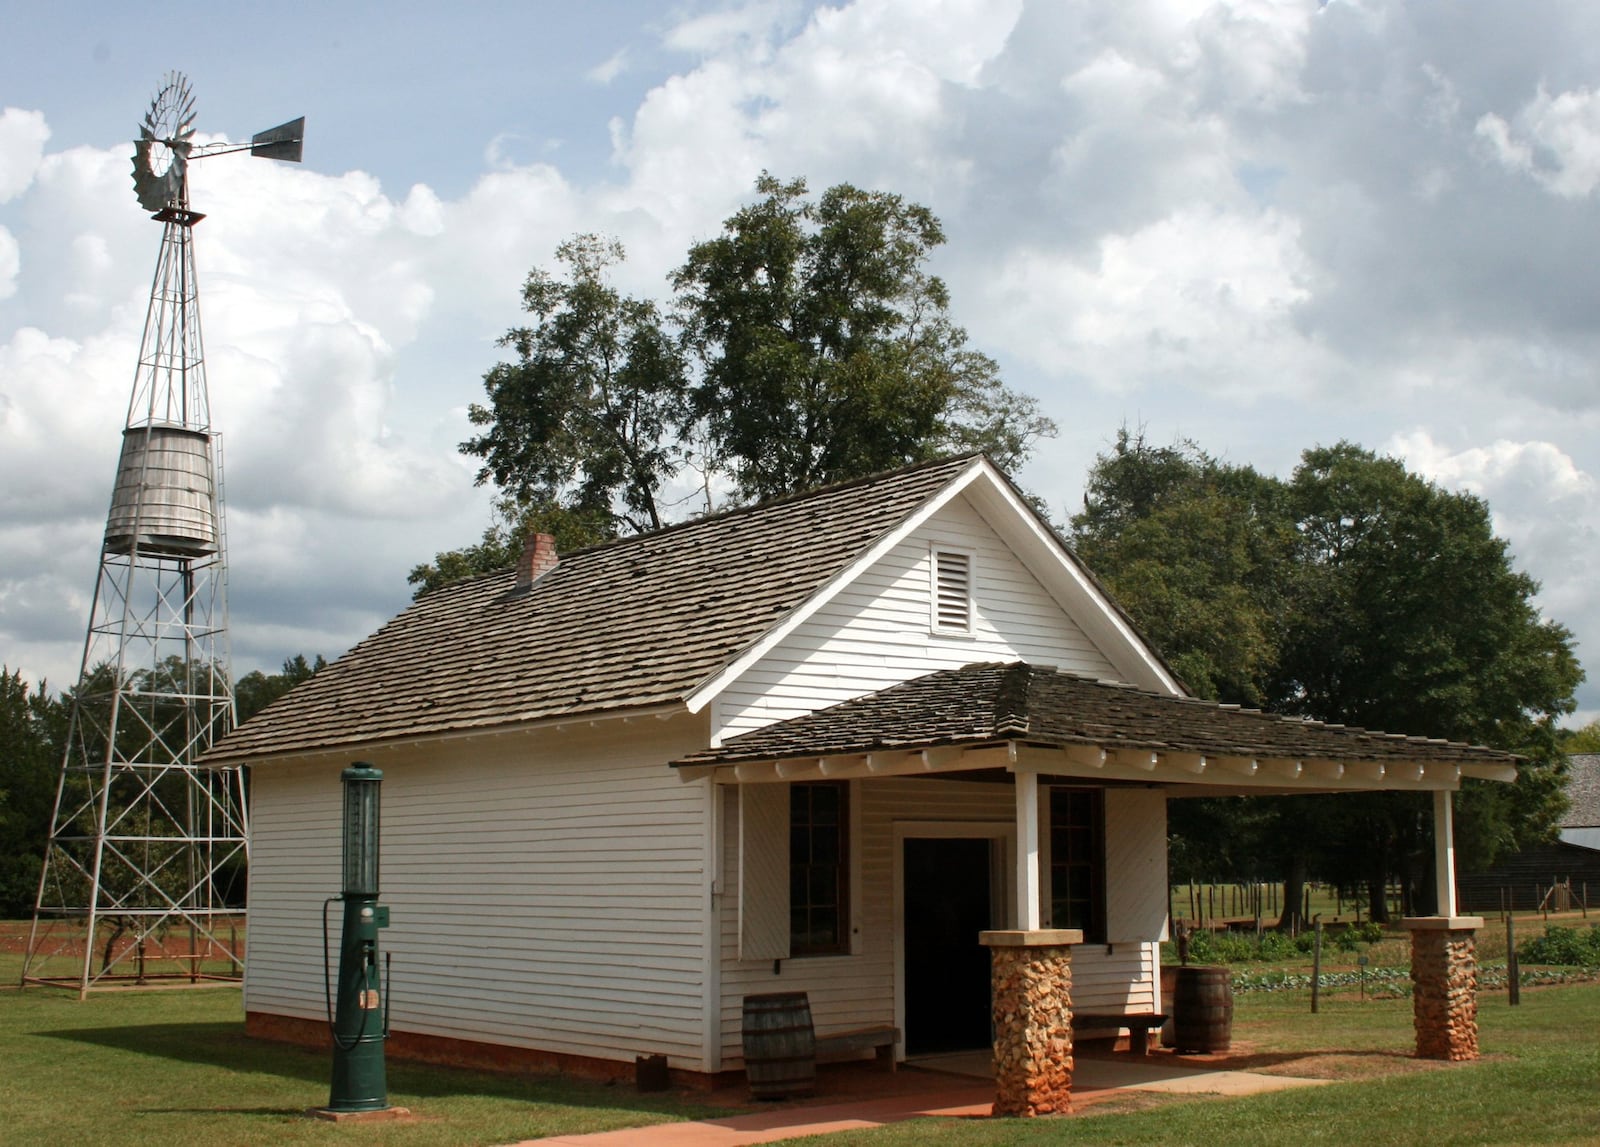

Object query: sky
[2,0,1598,726]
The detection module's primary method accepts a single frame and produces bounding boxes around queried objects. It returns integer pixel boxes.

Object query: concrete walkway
[515,1058,1331,1146]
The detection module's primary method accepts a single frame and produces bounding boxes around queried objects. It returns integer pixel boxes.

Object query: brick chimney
[516,532,558,588]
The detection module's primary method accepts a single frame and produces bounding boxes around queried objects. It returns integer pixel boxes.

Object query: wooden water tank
[103,426,217,556]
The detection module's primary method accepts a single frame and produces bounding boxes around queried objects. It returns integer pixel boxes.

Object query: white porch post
[1015,770,1041,930]
[1433,789,1458,918]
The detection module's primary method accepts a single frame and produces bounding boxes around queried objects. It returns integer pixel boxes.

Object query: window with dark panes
[790,781,849,955]
[1049,787,1105,942]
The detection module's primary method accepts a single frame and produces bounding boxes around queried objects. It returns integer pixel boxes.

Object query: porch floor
[518,1050,1331,1146]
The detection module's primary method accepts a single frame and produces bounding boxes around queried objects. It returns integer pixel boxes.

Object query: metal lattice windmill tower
[23,74,303,995]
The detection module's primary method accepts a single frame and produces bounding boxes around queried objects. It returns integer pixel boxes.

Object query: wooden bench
[815,1025,900,1072]
[1072,1012,1168,1055]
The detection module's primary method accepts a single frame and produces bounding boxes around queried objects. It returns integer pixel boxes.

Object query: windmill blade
[250,117,305,163]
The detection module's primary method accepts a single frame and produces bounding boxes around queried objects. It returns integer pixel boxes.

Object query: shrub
[1519,925,1600,967]
[1332,919,1385,951]
[1183,927,1313,964]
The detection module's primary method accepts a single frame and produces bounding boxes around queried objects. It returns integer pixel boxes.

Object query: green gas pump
[325,763,392,1113]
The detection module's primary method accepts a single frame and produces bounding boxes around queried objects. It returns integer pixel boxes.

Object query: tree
[1074,435,1583,927]
[406,501,615,598]
[674,173,1053,503]
[1558,719,1600,754]
[0,669,66,917]
[235,653,326,725]
[1278,443,1581,918]
[1071,429,1295,707]
[461,234,690,538]
[423,176,1055,595]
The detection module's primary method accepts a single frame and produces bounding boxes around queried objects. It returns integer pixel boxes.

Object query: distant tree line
[0,655,322,919]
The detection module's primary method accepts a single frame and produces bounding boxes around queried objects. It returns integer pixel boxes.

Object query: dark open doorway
[902,836,994,1054]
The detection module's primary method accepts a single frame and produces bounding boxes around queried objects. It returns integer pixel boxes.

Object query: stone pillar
[1403,916,1484,1061]
[979,929,1082,1117]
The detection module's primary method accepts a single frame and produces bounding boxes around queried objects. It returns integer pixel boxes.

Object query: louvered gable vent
[932,548,973,632]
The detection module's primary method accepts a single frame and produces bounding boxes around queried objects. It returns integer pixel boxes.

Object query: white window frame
[929,544,977,635]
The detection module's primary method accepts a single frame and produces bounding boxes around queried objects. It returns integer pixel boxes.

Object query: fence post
[1506,913,1520,1007]
[1311,918,1323,1014]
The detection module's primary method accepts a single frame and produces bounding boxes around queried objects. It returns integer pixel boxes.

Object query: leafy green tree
[406,501,614,598]
[674,173,1053,503]
[462,233,690,537]
[1558,719,1600,754]
[1075,435,1582,926]
[1279,443,1581,918]
[235,653,326,725]
[1072,429,1295,706]
[424,176,1054,594]
[0,669,66,917]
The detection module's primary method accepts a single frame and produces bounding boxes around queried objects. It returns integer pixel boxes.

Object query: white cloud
[5,0,1600,723]
[588,48,631,85]
[1477,85,1600,198]
[1188,0,1315,112]
[1390,431,1599,648]
[1062,49,1170,111]
[0,108,50,202]
[0,227,17,299]
[980,206,1320,397]
[664,1,794,55]
[612,0,1022,227]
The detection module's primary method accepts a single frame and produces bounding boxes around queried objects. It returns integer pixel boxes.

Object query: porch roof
[673,662,1519,793]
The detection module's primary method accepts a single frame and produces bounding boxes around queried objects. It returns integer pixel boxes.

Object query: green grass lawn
[0,953,734,1146]
[2,940,1597,1146]
[797,984,1600,1147]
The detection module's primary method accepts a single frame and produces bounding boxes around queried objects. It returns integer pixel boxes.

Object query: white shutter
[739,784,791,961]
[1104,788,1169,943]
[931,548,972,632]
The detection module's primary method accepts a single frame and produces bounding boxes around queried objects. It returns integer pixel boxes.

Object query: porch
[520,1047,1333,1145]
[676,661,1515,1112]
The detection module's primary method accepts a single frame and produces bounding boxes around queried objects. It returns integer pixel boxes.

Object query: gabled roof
[672,662,1519,789]
[213,454,1146,765]
[1565,754,1600,828]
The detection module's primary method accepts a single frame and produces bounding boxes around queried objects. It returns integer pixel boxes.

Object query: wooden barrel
[741,992,816,1099]
[1159,965,1179,1047]
[1171,965,1233,1053]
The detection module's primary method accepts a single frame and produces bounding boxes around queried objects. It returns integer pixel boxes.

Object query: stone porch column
[979,929,1082,1117]
[1403,916,1484,1061]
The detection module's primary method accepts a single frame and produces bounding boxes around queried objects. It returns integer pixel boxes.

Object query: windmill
[22,74,303,995]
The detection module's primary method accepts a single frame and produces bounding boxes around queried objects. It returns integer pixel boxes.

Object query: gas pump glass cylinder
[342,764,382,897]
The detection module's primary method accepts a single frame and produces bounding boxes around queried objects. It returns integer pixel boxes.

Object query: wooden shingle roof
[206,454,985,765]
[672,662,1519,776]
[1564,755,1600,828]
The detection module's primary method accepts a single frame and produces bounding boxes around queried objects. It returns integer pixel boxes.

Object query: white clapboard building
[207,453,1516,1079]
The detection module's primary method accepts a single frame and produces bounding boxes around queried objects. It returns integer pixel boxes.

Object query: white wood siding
[713,495,1121,742]
[245,715,713,1068]
[1104,789,1169,944]
[738,784,790,960]
[716,776,1159,1063]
